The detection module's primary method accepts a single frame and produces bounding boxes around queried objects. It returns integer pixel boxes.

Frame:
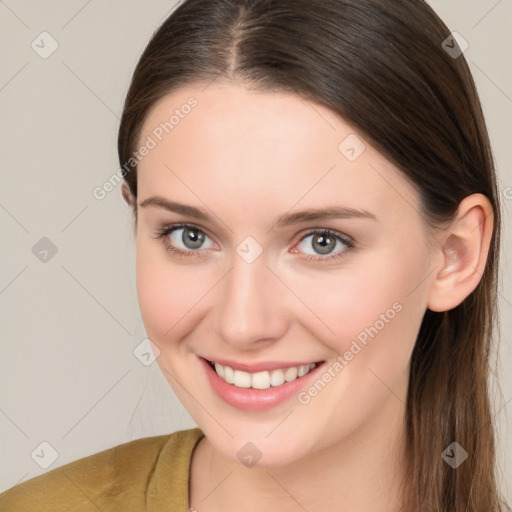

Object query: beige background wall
[1,0,511,500]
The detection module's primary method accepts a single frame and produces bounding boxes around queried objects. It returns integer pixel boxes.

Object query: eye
[153,223,216,259]
[292,229,355,262]
[153,224,355,263]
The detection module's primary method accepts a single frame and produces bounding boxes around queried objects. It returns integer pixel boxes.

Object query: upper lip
[201,356,324,373]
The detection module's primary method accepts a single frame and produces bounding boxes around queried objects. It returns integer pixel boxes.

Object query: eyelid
[154,222,217,243]
[296,227,353,244]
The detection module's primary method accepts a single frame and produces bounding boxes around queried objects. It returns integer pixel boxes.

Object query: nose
[213,251,289,350]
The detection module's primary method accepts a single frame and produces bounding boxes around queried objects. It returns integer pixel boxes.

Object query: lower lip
[199,357,325,411]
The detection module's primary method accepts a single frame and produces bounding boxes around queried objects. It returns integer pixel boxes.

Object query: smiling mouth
[205,359,324,390]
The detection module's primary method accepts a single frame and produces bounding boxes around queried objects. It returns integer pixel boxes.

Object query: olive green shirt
[0,427,205,512]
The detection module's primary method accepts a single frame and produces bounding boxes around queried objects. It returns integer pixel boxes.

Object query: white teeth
[252,371,271,389]
[214,362,224,378]
[298,364,309,377]
[233,369,251,388]
[284,366,298,382]
[269,369,285,387]
[223,365,234,384]
[211,361,317,389]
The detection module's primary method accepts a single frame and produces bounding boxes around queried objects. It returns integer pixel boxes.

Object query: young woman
[1,0,509,510]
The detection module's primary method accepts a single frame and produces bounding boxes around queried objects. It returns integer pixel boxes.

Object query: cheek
[294,272,424,447]
[135,242,208,343]
[298,270,414,349]
[306,242,429,370]
[321,247,427,393]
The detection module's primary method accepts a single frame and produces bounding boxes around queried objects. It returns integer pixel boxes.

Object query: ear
[427,193,494,312]
[121,182,135,208]
[121,182,137,233]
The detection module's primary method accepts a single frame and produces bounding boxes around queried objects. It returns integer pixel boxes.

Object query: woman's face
[133,81,438,466]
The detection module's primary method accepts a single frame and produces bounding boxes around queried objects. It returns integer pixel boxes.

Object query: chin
[208,428,315,468]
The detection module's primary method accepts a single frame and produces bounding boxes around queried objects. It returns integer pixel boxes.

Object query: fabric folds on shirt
[0,427,205,512]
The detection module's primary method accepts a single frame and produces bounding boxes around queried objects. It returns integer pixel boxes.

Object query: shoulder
[0,427,204,512]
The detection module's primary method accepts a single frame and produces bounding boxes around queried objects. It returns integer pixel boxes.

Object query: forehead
[136,82,419,222]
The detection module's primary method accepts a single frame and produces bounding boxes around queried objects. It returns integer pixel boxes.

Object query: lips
[199,356,326,411]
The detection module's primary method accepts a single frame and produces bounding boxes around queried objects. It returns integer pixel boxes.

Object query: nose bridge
[215,250,286,347]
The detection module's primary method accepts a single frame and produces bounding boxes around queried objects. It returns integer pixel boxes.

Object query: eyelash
[152,223,356,263]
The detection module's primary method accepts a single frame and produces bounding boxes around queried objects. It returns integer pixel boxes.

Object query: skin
[122,81,493,511]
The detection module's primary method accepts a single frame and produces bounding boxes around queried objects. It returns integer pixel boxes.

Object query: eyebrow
[139,196,377,228]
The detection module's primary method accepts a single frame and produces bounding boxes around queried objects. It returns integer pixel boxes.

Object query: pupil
[313,234,335,255]
[183,228,204,249]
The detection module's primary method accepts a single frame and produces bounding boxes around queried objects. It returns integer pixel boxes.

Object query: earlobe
[427,193,494,312]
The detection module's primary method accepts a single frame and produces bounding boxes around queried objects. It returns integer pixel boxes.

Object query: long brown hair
[118,1,510,509]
